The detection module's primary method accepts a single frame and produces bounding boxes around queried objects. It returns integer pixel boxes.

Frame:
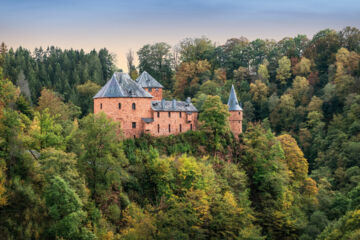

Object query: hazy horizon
[1,0,360,71]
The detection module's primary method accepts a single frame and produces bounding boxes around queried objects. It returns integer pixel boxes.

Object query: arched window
[179,112,182,118]
[168,112,171,117]
[157,124,160,133]
[179,124,182,132]
[157,112,160,118]
[132,103,136,110]
[118,103,121,109]
[238,112,241,115]
[168,124,171,132]
[100,103,102,109]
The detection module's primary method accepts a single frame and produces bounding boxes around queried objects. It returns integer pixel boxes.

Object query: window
[157,112,160,118]
[179,124,182,132]
[168,112,171,117]
[239,112,241,115]
[157,124,160,133]
[179,112,182,118]
[190,124,193,131]
[148,87,152,92]
[118,103,121,109]
[168,124,171,132]
[100,103,102,109]
[132,122,136,128]
[132,103,136,110]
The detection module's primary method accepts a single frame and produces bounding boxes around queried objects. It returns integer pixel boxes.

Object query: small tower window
[168,112,171,117]
[132,103,136,110]
[148,87,152,92]
[168,124,171,132]
[179,112,182,118]
[157,112,160,118]
[239,112,241,115]
[179,124,182,132]
[132,122,136,128]
[157,124,160,133]
[118,103,121,109]
[100,103,102,109]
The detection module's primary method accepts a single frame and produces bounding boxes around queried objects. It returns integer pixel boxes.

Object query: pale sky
[1,0,360,70]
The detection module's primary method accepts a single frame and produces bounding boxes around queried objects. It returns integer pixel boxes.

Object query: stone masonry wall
[144,88,162,100]
[229,111,243,136]
[145,111,198,137]
[94,97,153,138]
[94,97,198,138]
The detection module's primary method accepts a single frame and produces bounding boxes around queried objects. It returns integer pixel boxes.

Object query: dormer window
[148,87,152,92]
[132,103,136,110]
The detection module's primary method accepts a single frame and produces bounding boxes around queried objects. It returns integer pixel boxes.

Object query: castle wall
[144,88,162,100]
[145,111,198,137]
[229,111,243,136]
[94,97,153,138]
[94,97,198,138]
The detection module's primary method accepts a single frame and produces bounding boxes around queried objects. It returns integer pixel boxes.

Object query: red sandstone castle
[93,71,243,138]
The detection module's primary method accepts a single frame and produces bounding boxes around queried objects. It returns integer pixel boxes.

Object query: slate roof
[227,85,242,111]
[136,71,164,88]
[93,72,153,98]
[151,99,198,112]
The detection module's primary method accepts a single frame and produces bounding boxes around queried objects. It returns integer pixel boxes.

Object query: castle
[93,71,243,138]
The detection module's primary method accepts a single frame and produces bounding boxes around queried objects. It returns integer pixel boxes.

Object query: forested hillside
[0,26,360,239]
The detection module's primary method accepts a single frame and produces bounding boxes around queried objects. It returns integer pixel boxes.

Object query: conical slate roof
[227,85,242,111]
[136,71,164,88]
[93,72,153,98]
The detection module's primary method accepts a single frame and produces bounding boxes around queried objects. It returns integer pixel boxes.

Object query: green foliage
[317,209,360,240]
[199,95,230,152]
[1,26,360,239]
[137,42,174,89]
[276,56,292,85]
[44,176,94,239]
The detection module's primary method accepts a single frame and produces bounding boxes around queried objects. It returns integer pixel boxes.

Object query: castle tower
[136,71,164,100]
[227,85,243,136]
[93,72,153,138]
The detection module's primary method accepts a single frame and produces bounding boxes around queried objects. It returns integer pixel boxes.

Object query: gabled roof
[93,72,153,98]
[227,85,242,111]
[151,99,198,112]
[136,71,164,88]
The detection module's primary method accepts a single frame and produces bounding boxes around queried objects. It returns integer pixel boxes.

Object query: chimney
[172,99,176,109]
[161,99,165,109]
[186,97,191,104]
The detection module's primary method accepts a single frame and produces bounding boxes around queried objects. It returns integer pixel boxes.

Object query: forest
[0,26,360,239]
